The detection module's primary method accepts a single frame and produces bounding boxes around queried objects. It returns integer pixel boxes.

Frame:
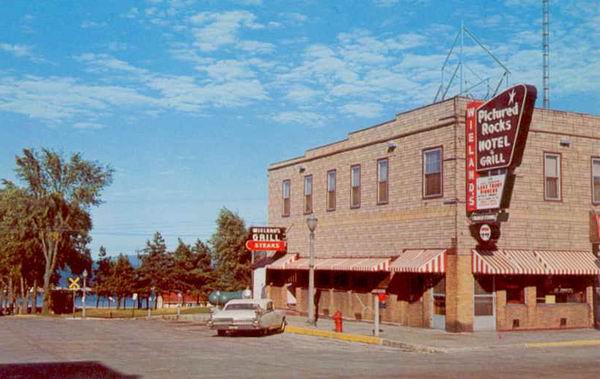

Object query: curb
[285,325,382,346]
[526,339,600,349]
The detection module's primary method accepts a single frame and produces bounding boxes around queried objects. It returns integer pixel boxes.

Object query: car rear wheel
[278,318,286,333]
[217,330,226,336]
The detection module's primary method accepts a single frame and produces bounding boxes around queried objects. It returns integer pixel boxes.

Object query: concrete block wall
[267,99,459,259]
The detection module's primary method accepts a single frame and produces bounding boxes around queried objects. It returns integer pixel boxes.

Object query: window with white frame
[282,179,290,216]
[377,158,389,204]
[592,158,600,204]
[544,153,561,201]
[351,164,361,208]
[304,175,313,214]
[327,169,336,211]
[423,147,442,198]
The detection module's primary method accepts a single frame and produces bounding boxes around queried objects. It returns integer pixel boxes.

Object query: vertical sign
[466,101,483,213]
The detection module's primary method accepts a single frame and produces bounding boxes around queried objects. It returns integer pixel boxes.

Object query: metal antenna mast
[434,24,510,103]
[543,0,550,108]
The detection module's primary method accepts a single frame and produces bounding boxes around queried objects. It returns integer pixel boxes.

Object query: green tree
[137,232,174,307]
[210,208,250,291]
[93,246,114,307]
[111,254,136,309]
[1,148,113,314]
[171,239,213,301]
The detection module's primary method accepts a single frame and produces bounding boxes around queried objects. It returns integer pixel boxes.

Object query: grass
[71,306,211,319]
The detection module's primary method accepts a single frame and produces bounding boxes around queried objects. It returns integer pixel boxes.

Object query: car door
[263,301,276,328]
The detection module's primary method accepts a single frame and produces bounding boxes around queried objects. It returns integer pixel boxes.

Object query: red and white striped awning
[390,249,447,273]
[472,249,600,275]
[534,250,600,275]
[277,257,391,272]
[266,253,299,270]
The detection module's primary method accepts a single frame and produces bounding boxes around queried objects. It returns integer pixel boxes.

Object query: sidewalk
[285,314,600,353]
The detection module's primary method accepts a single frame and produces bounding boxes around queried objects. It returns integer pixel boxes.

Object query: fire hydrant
[333,310,343,333]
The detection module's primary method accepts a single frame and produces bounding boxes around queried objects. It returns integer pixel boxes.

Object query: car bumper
[208,322,263,331]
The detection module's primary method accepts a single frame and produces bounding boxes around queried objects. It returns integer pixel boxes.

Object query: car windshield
[224,303,260,310]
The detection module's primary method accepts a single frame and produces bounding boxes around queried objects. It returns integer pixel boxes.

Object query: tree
[1,148,112,314]
[110,254,136,309]
[171,239,213,300]
[93,246,114,307]
[210,208,250,291]
[137,232,174,307]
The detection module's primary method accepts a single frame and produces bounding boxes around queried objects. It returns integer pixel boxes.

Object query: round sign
[479,224,492,242]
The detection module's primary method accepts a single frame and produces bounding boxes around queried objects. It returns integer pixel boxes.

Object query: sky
[2,0,600,257]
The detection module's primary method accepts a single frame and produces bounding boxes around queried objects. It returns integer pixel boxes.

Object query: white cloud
[339,102,384,118]
[189,10,264,52]
[271,111,329,127]
[284,85,321,103]
[73,122,106,129]
[0,43,43,62]
[80,20,108,28]
[236,40,274,54]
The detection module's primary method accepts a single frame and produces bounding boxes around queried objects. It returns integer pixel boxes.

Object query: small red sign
[245,240,287,252]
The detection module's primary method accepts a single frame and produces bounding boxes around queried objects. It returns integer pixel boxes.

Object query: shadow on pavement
[0,361,138,379]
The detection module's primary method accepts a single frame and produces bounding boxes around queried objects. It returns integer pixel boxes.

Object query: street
[1,318,599,378]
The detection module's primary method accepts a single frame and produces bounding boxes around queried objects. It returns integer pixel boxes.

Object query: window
[304,175,313,214]
[326,170,336,211]
[282,180,290,217]
[592,158,600,204]
[350,164,361,208]
[536,276,587,304]
[377,158,389,204]
[544,152,561,201]
[474,276,494,316]
[423,147,442,198]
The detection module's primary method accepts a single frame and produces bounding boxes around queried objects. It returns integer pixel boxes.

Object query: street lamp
[306,214,318,325]
[82,269,88,319]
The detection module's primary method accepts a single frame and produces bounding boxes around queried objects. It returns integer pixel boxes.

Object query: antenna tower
[434,24,511,103]
[543,0,550,108]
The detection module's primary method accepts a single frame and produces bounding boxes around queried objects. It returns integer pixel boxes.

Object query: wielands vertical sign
[466,84,537,214]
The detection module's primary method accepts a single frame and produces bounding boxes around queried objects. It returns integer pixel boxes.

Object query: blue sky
[2,0,600,257]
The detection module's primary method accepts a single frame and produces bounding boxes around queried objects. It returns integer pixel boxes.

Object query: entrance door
[431,276,446,330]
[474,276,496,331]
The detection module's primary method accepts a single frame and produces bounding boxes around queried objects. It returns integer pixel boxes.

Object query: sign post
[68,277,80,318]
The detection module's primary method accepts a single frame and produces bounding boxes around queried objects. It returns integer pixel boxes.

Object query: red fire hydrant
[333,310,343,333]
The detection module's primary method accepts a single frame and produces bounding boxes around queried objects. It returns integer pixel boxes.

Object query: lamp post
[306,214,318,325]
[82,269,88,319]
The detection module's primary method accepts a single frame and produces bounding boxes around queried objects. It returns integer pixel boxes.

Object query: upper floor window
[327,169,336,211]
[423,147,442,198]
[377,158,389,204]
[304,175,313,214]
[592,158,600,204]
[351,164,361,208]
[544,152,561,201]
[282,179,290,217]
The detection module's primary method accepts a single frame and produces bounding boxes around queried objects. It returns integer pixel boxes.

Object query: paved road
[1,317,599,378]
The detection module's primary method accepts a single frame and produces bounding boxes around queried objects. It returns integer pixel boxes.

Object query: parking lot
[1,317,600,378]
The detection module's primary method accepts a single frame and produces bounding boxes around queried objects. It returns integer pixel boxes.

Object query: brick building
[264,96,600,332]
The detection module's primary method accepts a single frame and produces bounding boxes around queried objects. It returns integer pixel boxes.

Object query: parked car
[207,298,286,336]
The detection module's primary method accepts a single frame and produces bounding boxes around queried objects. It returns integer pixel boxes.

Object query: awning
[266,253,299,270]
[274,257,391,272]
[472,249,600,275]
[390,249,447,273]
[534,250,600,275]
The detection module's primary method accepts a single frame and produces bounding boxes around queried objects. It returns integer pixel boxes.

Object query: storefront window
[432,276,445,316]
[502,277,525,304]
[408,274,424,303]
[352,273,369,292]
[315,271,329,289]
[474,276,494,316]
[333,272,349,290]
[536,276,587,304]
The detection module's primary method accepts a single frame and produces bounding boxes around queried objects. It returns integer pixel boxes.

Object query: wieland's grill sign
[245,226,287,252]
[476,84,537,172]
